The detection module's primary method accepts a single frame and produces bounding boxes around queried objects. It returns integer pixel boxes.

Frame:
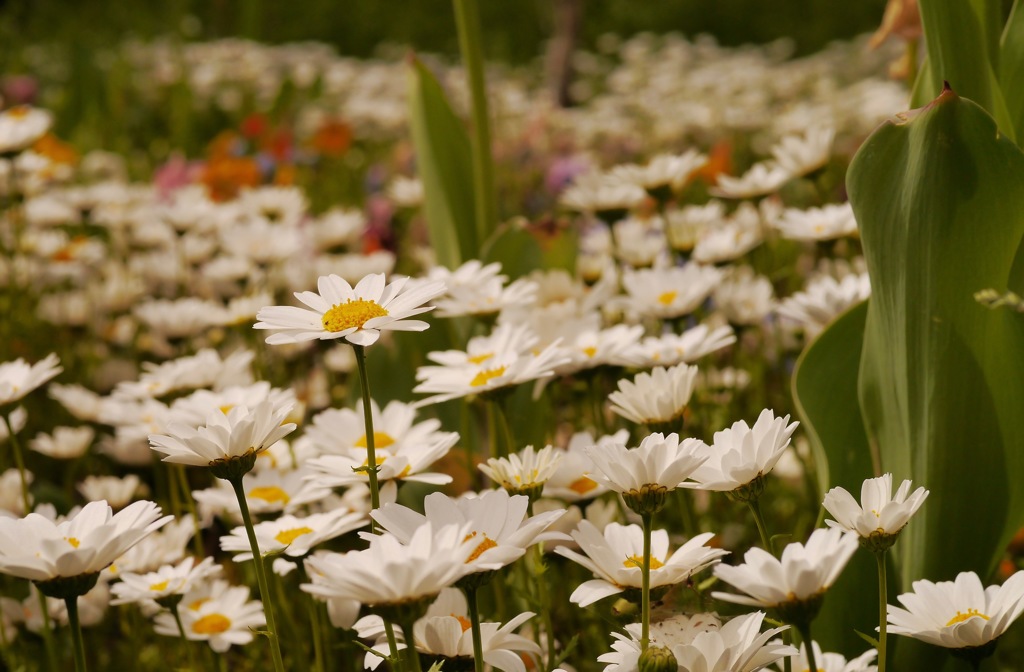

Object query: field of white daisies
[2,2,1024,671]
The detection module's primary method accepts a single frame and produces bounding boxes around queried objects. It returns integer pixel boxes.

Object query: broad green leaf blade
[848,88,1024,669]
[791,300,878,656]
[1001,0,1024,143]
[406,57,478,269]
[918,0,1016,141]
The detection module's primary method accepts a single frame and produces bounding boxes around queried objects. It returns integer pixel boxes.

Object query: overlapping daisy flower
[556,521,728,606]
[110,556,221,612]
[152,578,266,652]
[607,363,699,429]
[479,445,563,500]
[220,508,367,573]
[822,473,928,551]
[254,272,446,346]
[0,353,62,407]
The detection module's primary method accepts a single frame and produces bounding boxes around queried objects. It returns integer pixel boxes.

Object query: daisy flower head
[886,571,1024,663]
[615,323,736,370]
[543,429,629,502]
[254,272,446,346]
[608,363,699,432]
[0,106,53,154]
[692,409,799,501]
[709,162,792,199]
[776,272,871,339]
[770,125,835,178]
[110,556,221,611]
[304,398,444,456]
[0,499,171,599]
[772,641,878,672]
[622,264,723,320]
[772,203,858,242]
[479,445,563,501]
[587,433,707,516]
[148,398,297,480]
[0,353,62,407]
[599,613,724,671]
[713,527,859,627]
[220,508,367,569]
[302,522,483,624]
[555,521,727,606]
[822,474,929,552]
[153,579,266,652]
[372,489,568,577]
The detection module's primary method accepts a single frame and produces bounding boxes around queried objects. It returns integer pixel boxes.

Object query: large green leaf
[791,300,879,656]
[918,0,1016,142]
[1001,0,1024,144]
[848,89,1024,669]
[406,57,478,268]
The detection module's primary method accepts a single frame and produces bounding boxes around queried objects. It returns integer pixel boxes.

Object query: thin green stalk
[466,586,486,672]
[308,595,325,672]
[3,413,31,513]
[797,623,819,672]
[876,550,888,672]
[228,477,285,672]
[174,464,205,557]
[352,345,382,533]
[384,620,404,672]
[65,597,87,672]
[535,545,557,668]
[171,604,200,671]
[493,399,515,458]
[640,513,653,652]
[452,0,497,244]
[748,499,773,554]
[400,620,423,672]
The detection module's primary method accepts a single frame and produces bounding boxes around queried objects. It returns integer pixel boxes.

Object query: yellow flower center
[248,486,291,505]
[274,526,314,546]
[470,366,508,388]
[149,580,170,592]
[321,299,388,333]
[8,106,30,119]
[657,291,678,306]
[569,476,599,495]
[623,555,665,570]
[454,614,472,632]
[463,532,498,563]
[467,352,493,365]
[219,404,235,415]
[192,613,232,635]
[946,609,990,627]
[188,598,210,611]
[355,432,395,449]
[582,346,598,358]
[66,537,80,549]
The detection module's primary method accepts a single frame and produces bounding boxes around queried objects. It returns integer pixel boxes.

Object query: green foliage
[848,89,1024,669]
[1000,0,1024,141]
[406,57,477,269]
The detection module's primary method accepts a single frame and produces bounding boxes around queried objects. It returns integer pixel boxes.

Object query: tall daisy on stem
[822,474,928,672]
[586,432,707,653]
[149,399,296,672]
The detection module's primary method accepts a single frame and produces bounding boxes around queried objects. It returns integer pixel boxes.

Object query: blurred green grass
[2,0,888,63]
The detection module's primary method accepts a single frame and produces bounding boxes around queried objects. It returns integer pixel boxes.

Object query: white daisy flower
[560,172,646,218]
[709,162,792,199]
[0,499,171,583]
[304,399,444,456]
[770,126,834,177]
[713,270,775,326]
[773,203,857,242]
[712,528,859,622]
[613,216,669,268]
[194,467,326,522]
[692,410,799,497]
[76,475,141,510]
[113,349,254,400]
[776,273,870,338]
[0,106,53,154]
[0,353,62,406]
[29,425,94,460]
[479,445,563,500]
[148,399,296,473]
[543,430,629,502]
[666,201,725,253]
[111,514,196,576]
[428,260,538,318]
[692,218,763,265]
[622,264,723,319]
[153,579,266,652]
[611,150,708,194]
[220,509,366,566]
[772,641,878,672]
[608,363,699,427]
[822,474,928,547]
[614,324,736,369]
[254,273,445,347]
[134,298,227,341]
[372,490,567,574]
[302,523,482,610]
[555,521,727,606]
[110,556,221,609]
[587,433,708,497]
[387,175,424,208]
[168,382,297,428]
[886,571,1024,651]
[551,324,645,377]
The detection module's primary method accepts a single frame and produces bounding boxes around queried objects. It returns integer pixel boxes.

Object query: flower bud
[639,645,678,672]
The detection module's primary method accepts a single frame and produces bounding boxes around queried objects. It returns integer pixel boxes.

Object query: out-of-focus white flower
[608,364,699,427]
[30,426,94,460]
[220,509,366,567]
[710,162,792,199]
[622,264,723,319]
[153,579,266,652]
[713,269,775,326]
[776,272,870,338]
[110,556,221,609]
[0,353,62,407]
[77,475,141,510]
[773,203,857,241]
[770,126,834,177]
[772,641,878,672]
[480,445,563,499]
[616,324,736,369]
[0,106,53,154]
[543,430,628,502]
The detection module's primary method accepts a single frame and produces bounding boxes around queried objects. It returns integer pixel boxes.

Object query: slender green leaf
[1001,0,1024,143]
[918,0,1015,141]
[848,88,1024,670]
[406,57,478,268]
[791,301,878,656]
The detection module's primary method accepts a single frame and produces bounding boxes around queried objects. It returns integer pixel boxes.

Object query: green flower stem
[493,399,515,458]
[170,604,200,672]
[466,585,486,672]
[3,413,31,514]
[65,596,87,672]
[876,550,888,672]
[174,464,205,557]
[641,513,654,652]
[452,0,497,243]
[352,344,383,533]
[400,619,423,672]
[384,620,404,672]
[797,623,819,672]
[307,595,325,672]
[227,476,286,672]
[747,499,773,555]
